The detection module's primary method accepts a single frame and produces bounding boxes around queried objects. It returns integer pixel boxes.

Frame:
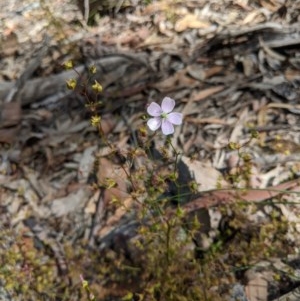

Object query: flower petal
[147,117,162,131]
[147,102,162,117]
[161,97,175,113]
[161,119,174,135]
[167,112,183,125]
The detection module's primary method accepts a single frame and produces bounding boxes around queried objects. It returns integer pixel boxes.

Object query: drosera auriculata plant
[62,62,297,301]
[2,60,294,301]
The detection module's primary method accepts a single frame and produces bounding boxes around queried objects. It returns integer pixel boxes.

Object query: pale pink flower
[147,97,183,135]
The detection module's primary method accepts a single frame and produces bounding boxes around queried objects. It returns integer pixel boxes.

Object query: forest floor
[1,0,300,300]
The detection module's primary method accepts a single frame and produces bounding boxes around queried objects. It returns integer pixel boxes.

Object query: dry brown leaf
[180,156,228,192]
[0,126,20,144]
[260,0,281,12]
[187,65,223,80]
[175,14,211,32]
[101,114,117,135]
[235,0,252,11]
[190,86,225,102]
[0,102,22,128]
[142,1,173,14]
[185,117,229,125]
[0,31,18,57]
[284,69,300,81]
[259,37,286,61]
[125,14,151,24]
[97,157,129,205]
[51,187,90,217]
[114,29,147,47]
[245,271,268,301]
[97,196,133,238]
[241,55,257,76]
[78,146,97,184]
[84,190,99,214]
[229,107,249,142]
[152,69,198,92]
[139,32,173,47]
[178,178,300,214]
[158,21,174,37]
[242,10,264,25]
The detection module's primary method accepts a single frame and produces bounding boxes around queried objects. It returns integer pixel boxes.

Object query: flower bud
[66,78,77,90]
[92,80,103,93]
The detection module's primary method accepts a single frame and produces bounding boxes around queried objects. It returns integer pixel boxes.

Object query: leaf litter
[1,0,300,300]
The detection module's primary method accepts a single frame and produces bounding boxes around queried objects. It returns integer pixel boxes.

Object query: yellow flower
[92,80,103,93]
[82,280,88,289]
[63,60,73,70]
[91,115,101,127]
[89,65,97,74]
[104,178,117,189]
[66,78,77,90]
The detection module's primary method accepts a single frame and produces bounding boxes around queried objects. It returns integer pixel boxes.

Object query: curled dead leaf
[175,14,211,32]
